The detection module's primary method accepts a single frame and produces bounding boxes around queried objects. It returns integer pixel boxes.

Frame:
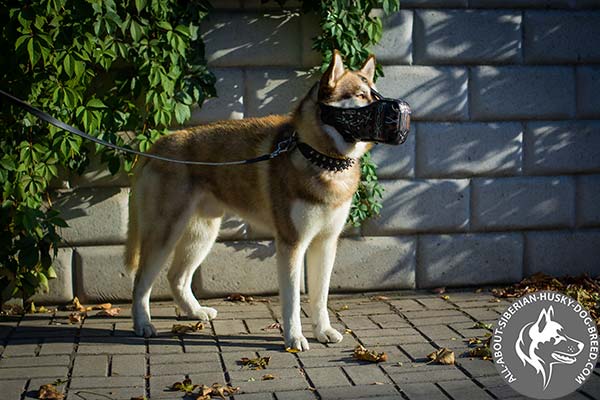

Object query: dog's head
[515,306,584,389]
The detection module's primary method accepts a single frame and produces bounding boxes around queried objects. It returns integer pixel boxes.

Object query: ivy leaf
[130,20,143,42]
[135,0,147,13]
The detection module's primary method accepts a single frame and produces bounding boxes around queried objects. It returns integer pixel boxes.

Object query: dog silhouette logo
[515,306,584,390]
[493,291,598,399]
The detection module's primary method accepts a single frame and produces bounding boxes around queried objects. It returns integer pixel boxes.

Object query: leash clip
[270,133,297,158]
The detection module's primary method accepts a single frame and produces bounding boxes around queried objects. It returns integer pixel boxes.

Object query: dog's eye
[356,93,367,100]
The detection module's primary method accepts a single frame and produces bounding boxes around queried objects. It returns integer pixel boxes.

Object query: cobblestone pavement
[1,290,599,400]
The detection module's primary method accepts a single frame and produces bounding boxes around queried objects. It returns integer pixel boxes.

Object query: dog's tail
[124,159,147,275]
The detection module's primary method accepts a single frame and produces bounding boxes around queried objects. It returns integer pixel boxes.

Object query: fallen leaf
[38,384,65,400]
[67,297,92,312]
[427,348,455,365]
[432,287,446,294]
[372,381,385,385]
[239,356,270,369]
[489,298,501,303]
[261,322,281,330]
[171,322,204,334]
[262,374,276,380]
[130,396,146,400]
[204,383,239,399]
[353,345,388,363]
[68,312,82,324]
[94,303,112,310]
[95,307,121,317]
[226,293,253,303]
[285,347,300,353]
[465,337,482,345]
[370,295,390,301]
[246,377,256,382]
[344,329,353,334]
[440,295,450,300]
[472,322,493,330]
[334,304,349,312]
[469,345,493,360]
[475,288,483,293]
[28,302,51,314]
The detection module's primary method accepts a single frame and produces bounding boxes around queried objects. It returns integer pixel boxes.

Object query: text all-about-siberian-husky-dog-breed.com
[125,50,411,351]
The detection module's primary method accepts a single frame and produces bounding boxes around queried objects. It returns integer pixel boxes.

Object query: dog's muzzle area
[552,351,578,364]
[319,89,411,145]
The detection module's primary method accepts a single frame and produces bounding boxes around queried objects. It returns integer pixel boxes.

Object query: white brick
[31,248,74,304]
[414,10,521,64]
[402,0,467,6]
[418,233,523,288]
[301,14,322,67]
[328,237,416,292]
[524,11,600,63]
[75,245,171,302]
[472,177,575,230]
[524,121,600,174]
[416,122,522,178]
[525,231,600,276]
[371,10,413,65]
[69,155,129,188]
[245,69,318,117]
[577,67,600,118]
[577,175,600,227]
[193,241,305,298]
[378,66,468,121]
[370,122,416,179]
[362,179,470,235]
[55,188,129,245]
[469,0,572,7]
[202,12,301,67]
[188,68,244,124]
[471,66,575,120]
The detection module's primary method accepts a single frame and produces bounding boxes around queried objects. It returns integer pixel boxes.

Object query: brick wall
[39,0,600,303]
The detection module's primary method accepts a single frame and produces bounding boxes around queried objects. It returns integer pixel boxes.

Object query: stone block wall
[41,0,600,303]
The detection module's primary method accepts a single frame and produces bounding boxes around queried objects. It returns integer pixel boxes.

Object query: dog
[515,305,584,389]
[125,51,390,351]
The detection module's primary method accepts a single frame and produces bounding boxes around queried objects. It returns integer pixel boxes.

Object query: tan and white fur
[125,51,378,350]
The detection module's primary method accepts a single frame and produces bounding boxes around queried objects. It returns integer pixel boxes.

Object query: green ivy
[0,0,215,303]
[299,0,400,226]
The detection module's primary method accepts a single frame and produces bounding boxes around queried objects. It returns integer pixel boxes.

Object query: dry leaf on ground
[93,303,112,310]
[200,383,239,399]
[239,356,270,369]
[334,305,349,312]
[472,322,493,330]
[427,348,455,365]
[67,297,92,312]
[466,336,493,361]
[38,384,64,400]
[492,272,600,328]
[353,345,388,363]
[129,396,146,400]
[285,347,300,353]
[95,307,121,317]
[171,322,204,334]
[68,312,82,324]
[440,295,450,300]
[28,302,51,314]
[226,293,253,302]
[170,377,198,393]
[261,322,281,330]
[370,295,390,301]
[262,374,276,380]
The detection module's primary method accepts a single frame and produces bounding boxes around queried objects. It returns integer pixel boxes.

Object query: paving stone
[388,366,467,384]
[417,325,460,341]
[54,187,129,245]
[38,338,74,355]
[342,364,391,385]
[525,230,600,276]
[0,355,70,368]
[354,328,419,338]
[418,233,523,288]
[70,376,145,389]
[370,123,416,179]
[363,179,469,235]
[414,10,521,64]
[524,121,600,174]
[273,390,318,400]
[329,237,416,292]
[213,319,248,336]
[78,337,146,354]
[189,68,244,124]
[69,387,146,400]
[416,298,456,309]
[202,11,301,67]
[437,379,494,399]
[457,358,499,378]
[150,373,225,398]
[0,380,26,400]
[2,339,39,357]
[194,240,305,298]
[72,355,108,377]
[305,366,350,388]
[416,122,522,178]
[389,299,426,312]
[317,383,399,399]
[181,337,220,353]
[75,244,172,302]
[400,342,438,362]
[577,66,600,118]
[472,177,575,230]
[476,375,524,399]
[230,368,308,393]
[148,337,184,354]
[577,175,600,227]
[372,10,413,65]
[0,365,69,379]
[13,326,78,339]
[471,66,575,120]
[245,69,319,117]
[111,354,146,376]
[337,316,380,331]
[524,11,600,63]
[378,66,468,121]
[400,382,449,400]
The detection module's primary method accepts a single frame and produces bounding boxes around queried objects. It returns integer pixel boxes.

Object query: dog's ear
[323,50,345,88]
[535,307,553,333]
[359,55,376,82]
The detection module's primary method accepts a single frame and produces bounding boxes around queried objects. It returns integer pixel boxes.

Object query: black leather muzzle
[319,89,411,145]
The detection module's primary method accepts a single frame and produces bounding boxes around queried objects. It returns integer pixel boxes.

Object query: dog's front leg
[276,240,309,351]
[306,234,343,344]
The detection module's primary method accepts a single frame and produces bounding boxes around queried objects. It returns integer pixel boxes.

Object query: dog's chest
[290,199,351,240]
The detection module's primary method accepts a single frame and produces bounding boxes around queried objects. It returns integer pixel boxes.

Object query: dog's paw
[315,326,343,344]
[134,322,157,338]
[190,306,218,321]
[285,334,310,352]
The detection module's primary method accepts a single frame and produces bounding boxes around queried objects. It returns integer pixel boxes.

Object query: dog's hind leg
[168,212,220,321]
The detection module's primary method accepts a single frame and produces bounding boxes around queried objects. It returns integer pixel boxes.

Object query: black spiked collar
[296,142,355,172]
